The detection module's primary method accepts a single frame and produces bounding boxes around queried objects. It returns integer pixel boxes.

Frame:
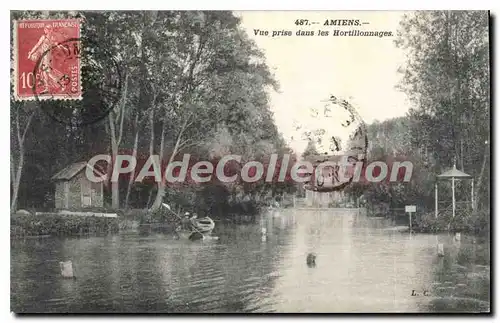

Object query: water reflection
[11,209,489,313]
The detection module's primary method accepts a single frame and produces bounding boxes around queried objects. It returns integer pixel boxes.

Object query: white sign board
[405,205,416,213]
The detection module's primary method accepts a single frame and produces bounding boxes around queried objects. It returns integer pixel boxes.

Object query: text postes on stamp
[13,19,81,101]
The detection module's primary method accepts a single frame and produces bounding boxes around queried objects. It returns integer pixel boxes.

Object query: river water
[11,209,490,313]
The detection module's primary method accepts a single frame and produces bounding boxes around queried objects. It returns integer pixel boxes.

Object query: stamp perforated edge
[12,18,83,102]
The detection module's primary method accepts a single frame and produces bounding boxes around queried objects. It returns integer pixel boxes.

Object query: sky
[237,11,411,155]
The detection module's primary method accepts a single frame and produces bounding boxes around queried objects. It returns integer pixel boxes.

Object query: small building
[52,161,105,209]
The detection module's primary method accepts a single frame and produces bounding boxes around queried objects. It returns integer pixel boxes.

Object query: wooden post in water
[471,179,475,211]
[452,176,456,218]
[437,243,445,257]
[434,235,444,257]
[60,260,76,279]
[435,183,438,218]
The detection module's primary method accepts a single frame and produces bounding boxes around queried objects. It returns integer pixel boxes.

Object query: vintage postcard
[10,11,491,314]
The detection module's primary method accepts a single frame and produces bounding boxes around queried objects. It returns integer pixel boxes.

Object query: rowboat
[160,204,217,241]
[193,217,215,233]
[175,216,217,241]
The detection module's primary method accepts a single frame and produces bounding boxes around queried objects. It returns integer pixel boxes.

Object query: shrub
[414,208,490,234]
[413,211,448,233]
[11,213,119,237]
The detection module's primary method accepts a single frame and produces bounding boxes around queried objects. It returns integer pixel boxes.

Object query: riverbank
[410,209,490,237]
[11,211,120,238]
[10,205,262,238]
[366,207,490,237]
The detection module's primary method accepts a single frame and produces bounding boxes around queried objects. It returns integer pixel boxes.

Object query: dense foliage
[10,11,296,216]
[345,11,490,233]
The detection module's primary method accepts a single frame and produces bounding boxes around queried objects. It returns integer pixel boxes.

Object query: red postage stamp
[13,19,81,101]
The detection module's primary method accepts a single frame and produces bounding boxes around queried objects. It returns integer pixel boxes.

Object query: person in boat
[189,213,199,230]
[181,212,191,230]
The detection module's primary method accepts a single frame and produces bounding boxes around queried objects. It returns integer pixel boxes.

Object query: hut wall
[68,175,82,209]
[53,165,105,210]
[55,182,65,209]
[91,181,103,207]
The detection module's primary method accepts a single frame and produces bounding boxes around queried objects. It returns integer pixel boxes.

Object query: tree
[10,102,37,212]
[147,12,281,211]
[395,11,489,210]
[302,140,319,159]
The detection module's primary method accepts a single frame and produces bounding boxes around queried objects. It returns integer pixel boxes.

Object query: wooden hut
[52,161,106,209]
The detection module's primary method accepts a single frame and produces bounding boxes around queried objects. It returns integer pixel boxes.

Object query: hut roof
[437,164,471,179]
[52,161,106,181]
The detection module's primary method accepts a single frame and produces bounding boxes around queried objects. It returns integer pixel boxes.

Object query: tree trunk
[473,143,489,211]
[109,115,119,209]
[10,105,35,213]
[150,114,190,211]
[149,109,155,156]
[10,154,16,211]
[125,115,140,208]
[151,120,168,211]
[460,138,464,171]
[111,148,119,209]
[10,153,24,213]
[108,74,128,209]
[145,109,155,209]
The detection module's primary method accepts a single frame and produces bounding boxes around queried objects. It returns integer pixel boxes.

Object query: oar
[162,203,182,220]
[162,203,206,240]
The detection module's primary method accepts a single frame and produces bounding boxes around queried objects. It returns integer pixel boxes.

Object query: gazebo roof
[437,164,471,179]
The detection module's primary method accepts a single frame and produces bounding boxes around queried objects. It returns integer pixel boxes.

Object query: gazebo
[435,162,473,218]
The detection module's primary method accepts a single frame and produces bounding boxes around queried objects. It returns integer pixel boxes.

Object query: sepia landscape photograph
[10,10,490,313]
